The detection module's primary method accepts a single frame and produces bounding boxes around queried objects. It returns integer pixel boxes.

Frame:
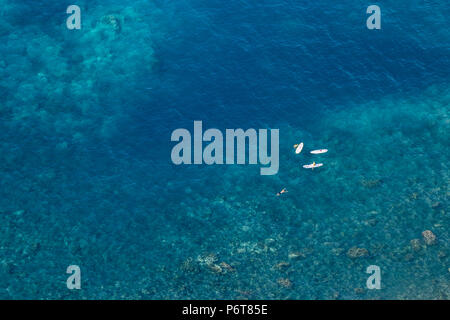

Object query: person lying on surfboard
[293,142,304,154]
[303,162,323,169]
[276,188,288,196]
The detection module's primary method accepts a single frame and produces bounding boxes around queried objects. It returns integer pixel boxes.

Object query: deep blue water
[0,1,448,299]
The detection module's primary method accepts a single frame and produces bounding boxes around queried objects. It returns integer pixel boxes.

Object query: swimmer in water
[276,188,288,196]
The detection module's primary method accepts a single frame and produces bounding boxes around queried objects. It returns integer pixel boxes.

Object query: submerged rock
[235,241,274,255]
[288,251,306,260]
[347,247,369,259]
[180,258,198,273]
[101,14,122,33]
[422,230,437,246]
[208,264,223,274]
[219,262,235,273]
[410,239,423,252]
[196,253,218,266]
[195,254,234,274]
[274,261,290,271]
[277,278,292,288]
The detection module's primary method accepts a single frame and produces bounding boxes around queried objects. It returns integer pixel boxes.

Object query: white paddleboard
[310,149,328,154]
[294,142,304,154]
[303,163,323,169]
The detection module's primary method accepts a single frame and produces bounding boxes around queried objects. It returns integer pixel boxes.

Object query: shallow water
[0,1,448,299]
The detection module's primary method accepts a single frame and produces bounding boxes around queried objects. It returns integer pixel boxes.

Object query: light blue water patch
[0,1,448,299]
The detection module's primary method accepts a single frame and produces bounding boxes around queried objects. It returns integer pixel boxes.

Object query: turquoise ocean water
[0,1,448,299]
